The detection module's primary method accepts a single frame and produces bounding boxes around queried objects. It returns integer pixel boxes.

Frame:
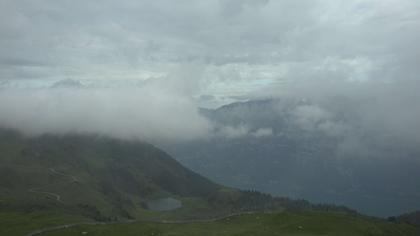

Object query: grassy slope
[1,129,418,235]
[38,211,420,236]
[0,129,224,221]
[0,211,88,236]
[0,197,225,236]
[395,210,420,227]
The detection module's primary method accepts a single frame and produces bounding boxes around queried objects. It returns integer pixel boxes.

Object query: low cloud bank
[1,77,419,151]
[0,85,211,142]
[249,78,420,160]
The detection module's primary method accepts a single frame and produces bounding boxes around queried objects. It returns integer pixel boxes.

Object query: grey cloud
[289,104,351,138]
[0,0,419,146]
[219,0,270,17]
[0,58,49,67]
[217,125,250,139]
[255,78,420,159]
[2,0,418,83]
[0,85,211,142]
[253,127,273,137]
[291,105,334,132]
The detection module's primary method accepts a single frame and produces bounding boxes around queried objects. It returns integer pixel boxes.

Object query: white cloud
[0,85,211,142]
[218,125,250,139]
[291,105,333,132]
[253,127,273,137]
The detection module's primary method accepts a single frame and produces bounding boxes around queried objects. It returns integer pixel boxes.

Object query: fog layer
[0,85,211,142]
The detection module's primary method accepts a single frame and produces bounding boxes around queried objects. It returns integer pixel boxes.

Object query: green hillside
[394,210,420,227]
[0,129,225,222]
[30,212,420,236]
[0,128,418,236]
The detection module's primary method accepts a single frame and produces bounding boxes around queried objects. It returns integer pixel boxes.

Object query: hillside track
[27,167,79,203]
[24,211,275,236]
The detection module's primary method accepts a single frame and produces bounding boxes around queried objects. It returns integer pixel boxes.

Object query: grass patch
[37,211,420,236]
[0,210,88,236]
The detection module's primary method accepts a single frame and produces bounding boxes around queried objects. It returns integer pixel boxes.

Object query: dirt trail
[24,211,272,236]
[49,168,78,182]
[27,168,79,203]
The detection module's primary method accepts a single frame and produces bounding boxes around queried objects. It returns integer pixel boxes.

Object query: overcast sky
[1,0,419,98]
[0,0,419,141]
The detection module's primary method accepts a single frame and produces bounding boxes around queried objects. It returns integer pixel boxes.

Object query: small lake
[146,197,182,211]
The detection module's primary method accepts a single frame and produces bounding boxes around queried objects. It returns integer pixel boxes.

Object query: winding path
[24,169,272,235]
[27,168,79,203]
[24,211,270,236]
[49,168,78,182]
[28,188,62,202]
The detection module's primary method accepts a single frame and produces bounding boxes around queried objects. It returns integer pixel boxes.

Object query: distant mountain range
[163,98,420,217]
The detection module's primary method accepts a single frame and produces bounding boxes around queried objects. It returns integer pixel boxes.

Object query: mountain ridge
[165,98,420,217]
